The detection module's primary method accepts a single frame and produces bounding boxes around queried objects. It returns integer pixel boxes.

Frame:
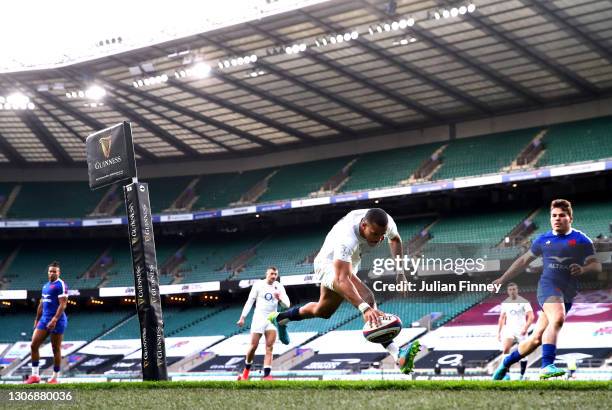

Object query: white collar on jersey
[552,228,573,236]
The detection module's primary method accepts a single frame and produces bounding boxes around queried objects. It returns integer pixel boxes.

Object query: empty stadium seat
[433,129,538,180]
[342,143,441,192]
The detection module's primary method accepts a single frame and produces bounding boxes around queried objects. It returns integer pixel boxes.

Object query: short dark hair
[507,282,518,289]
[266,266,278,273]
[48,261,61,269]
[364,208,388,227]
[551,199,573,219]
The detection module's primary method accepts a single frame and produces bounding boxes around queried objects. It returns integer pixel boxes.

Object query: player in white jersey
[497,282,534,380]
[268,208,421,374]
[236,266,289,380]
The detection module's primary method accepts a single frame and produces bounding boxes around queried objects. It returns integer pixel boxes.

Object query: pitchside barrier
[86,121,168,380]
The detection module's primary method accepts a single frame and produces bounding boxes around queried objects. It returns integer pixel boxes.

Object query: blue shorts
[36,316,67,335]
[537,280,574,313]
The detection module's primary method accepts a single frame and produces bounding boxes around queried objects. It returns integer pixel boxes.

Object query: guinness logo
[99,135,112,159]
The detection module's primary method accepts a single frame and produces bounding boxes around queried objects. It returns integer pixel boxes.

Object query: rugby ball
[362,314,402,344]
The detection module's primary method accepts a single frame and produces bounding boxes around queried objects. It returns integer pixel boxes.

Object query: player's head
[360,208,388,246]
[48,261,61,281]
[265,266,278,283]
[550,199,573,234]
[507,282,519,298]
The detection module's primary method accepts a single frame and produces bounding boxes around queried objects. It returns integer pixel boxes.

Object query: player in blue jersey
[491,199,601,380]
[25,261,68,384]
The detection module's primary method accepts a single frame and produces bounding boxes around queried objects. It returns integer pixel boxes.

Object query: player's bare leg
[295,285,344,319]
[48,333,63,383]
[25,329,47,384]
[262,330,275,380]
[238,333,261,380]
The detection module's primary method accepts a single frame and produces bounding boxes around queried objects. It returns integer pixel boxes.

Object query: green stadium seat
[342,143,442,192]
[433,129,538,180]
[193,169,272,209]
[538,116,612,166]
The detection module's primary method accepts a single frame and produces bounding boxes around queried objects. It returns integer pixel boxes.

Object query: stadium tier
[65,311,135,341]
[0,312,32,343]
[238,229,323,279]
[6,182,106,219]
[341,143,442,192]
[144,176,194,213]
[432,129,538,180]
[1,240,103,290]
[178,236,260,282]
[167,305,246,337]
[258,156,353,202]
[538,116,612,166]
[193,169,272,210]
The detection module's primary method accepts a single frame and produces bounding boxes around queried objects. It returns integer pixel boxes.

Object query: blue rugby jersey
[41,278,68,319]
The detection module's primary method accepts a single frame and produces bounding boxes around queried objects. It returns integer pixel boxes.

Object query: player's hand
[497,332,501,341]
[46,318,57,331]
[569,264,583,276]
[363,307,383,327]
[520,329,527,336]
[492,277,504,286]
[273,292,281,300]
[236,317,245,327]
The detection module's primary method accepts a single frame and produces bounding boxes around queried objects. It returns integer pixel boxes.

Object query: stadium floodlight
[343,32,351,41]
[7,92,29,109]
[223,60,230,68]
[133,81,139,88]
[291,44,300,53]
[0,96,4,103]
[299,43,307,52]
[330,36,336,44]
[384,23,391,31]
[442,9,450,18]
[351,31,359,40]
[336,34,343,43]
[391,21,399,30]
[218,61,224,69]
[137,80,144,86]
[376,25,383,33]
[410,37,416,42]
[398,19,407,29]
[451,7,459,17]
[160,74,168,82]
[285,46,293,54]
[250,54,257,62]
[78,90,85,98]
[468,3,476,13]
[237,57,244,65]
[434,11,441,19]
[399,39,408,45]
[368,26,374,35]
[322,38,327,46]
[191,62,211,78]
[85,85,106,100]
[459,5,467,14]
[408,17,415,26]
[65,92,71,98]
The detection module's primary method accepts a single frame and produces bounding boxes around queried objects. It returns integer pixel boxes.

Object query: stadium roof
[0,0,611,167]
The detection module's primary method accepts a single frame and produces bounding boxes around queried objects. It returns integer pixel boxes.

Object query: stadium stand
[286,302,361,334]
[538,116,612,166]
[145,176,194,214]
[178,236,260,282]
[238,229,322,279]
[193,169,272,209]
[6,182,106,219]
[170,305,246,337]
[0,312,33,343]
[341,143,441,192]
[432,129,538,181]
[2,240,102,290]
[258,157,352,202]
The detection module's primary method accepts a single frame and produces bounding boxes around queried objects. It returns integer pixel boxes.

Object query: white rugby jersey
[501,296,533,330]
[241,279,290,318]
[314,209,399,273]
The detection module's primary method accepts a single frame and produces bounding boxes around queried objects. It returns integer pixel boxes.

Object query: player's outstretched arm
[493,251,537,285]
[333,259,381,325]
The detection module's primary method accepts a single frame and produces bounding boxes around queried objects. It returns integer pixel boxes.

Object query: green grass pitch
[1,380,610,409]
